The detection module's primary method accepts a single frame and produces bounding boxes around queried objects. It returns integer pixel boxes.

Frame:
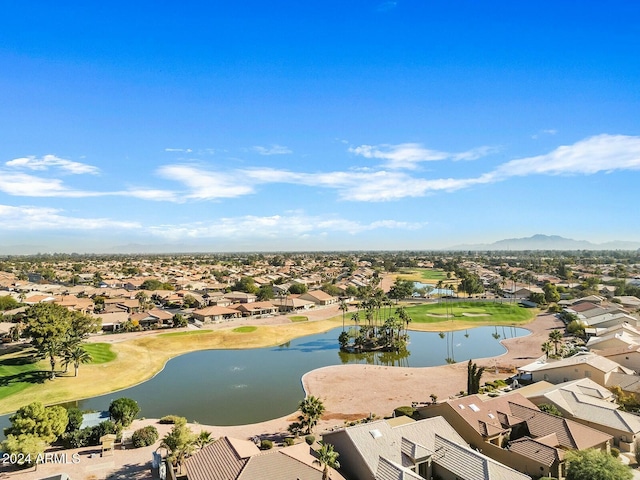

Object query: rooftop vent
[370,429,382,439]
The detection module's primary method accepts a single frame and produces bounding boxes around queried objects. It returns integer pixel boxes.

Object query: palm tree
[541,341,553,360]
[62,345,92,377]
[351,312,360,335]
[339,301,349,332]
[161,422,196,475]
[42,340,62,380]
[194,430,213,450]
[316,442,340,480]
[548,329,563,356]
[298,395,325,435]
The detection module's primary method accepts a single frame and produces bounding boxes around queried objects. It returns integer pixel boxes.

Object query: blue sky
[1,1,640,253]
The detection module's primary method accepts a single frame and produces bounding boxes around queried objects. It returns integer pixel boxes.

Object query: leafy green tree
[172,313,188,328]
[388,278,414,302]
[528,292,546,306]
[460,274,484,298]
[288,283,308,295]
[0,434,47,466]
[257,284,275,301]
[108,397,140,427]
[65,407,84,434]
[233,276,259,294]
[543,282,561,303]
[0,295,19,311]
[316,442,340,480]
[5,402,68,443]
[565,448,632,480]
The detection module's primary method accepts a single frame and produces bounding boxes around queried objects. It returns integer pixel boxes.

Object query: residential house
[224,292,258,304]
[323,416,530,480]
[185,436,344,480]
[519,378,640,452]
[299,290,339,306]
[232,301,278,317]
[272,296,315,313]
[615,296,640,310]
[93,311,129,332]
[417,393,612,479]
[192,306,240,323]
[521,353,633,385]
[586,323,640,350]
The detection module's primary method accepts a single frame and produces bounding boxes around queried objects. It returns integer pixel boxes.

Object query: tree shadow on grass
[0,355,39,367]
[0,370,49,387]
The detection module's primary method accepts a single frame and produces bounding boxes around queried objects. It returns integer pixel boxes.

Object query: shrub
[159,415,186,425]
[283,437,295,446]
[305,435,315,445]
[610,447,620,458]
[393,406,415,418]
[260,439,273,450]
[132,426,159,448]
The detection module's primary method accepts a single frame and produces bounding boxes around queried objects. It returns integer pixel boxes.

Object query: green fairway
[290,316,308,322]
[0,347,48,401]
[232,326,258,333]
[83,343,117,364]
[406,301,536,326]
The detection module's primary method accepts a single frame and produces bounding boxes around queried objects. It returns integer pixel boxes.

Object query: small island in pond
[338,306,411,353]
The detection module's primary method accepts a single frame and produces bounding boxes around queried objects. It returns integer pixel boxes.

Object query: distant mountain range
[449,234,640,251]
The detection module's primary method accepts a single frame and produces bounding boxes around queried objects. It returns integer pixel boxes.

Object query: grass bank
[0,317,344,414]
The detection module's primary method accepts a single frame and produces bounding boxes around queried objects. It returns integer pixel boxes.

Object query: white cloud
[497,134,640,177]
[349,143,497,169]
[123,189,182,202]
[0,205,140,230]
[142,134,640,204]
[6,155,100,175]
[0,173,104,197]
[148,213,425,240]
[164,148,193,153]
[156,164,255,199]
[251,145,293,155]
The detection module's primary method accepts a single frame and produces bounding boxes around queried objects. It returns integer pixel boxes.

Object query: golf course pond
[0,325,527,431]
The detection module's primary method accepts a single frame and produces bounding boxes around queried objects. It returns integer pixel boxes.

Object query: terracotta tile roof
[185,437,254,480]
[507,437,561,467]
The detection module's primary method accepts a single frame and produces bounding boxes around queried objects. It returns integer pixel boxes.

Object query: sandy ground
[0,290,563,480]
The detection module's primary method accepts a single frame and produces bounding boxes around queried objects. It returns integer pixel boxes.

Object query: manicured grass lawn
[159,330,214,338]
[83,343,117,364]
[0,346,48,401]
[406,301,536,327]
[232,326,258,333]
[290,316,308,322]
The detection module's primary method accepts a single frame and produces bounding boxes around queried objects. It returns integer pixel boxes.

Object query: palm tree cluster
[339,293,411,353]
[467,360,485,395]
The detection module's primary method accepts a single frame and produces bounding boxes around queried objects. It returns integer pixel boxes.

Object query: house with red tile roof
[418,393,612,479]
